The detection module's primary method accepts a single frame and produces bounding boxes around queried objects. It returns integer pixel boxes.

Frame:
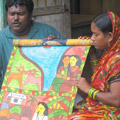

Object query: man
[0,0,64,88]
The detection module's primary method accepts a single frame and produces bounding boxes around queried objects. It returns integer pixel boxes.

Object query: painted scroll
[0,39,92,120]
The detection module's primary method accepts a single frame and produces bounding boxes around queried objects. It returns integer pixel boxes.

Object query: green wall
[0,0,7,30]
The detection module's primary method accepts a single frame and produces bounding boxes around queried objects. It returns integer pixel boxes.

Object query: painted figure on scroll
[0,0,64,89]
[32,102,48,120]
[70,11,120,120]
[49,55,80,93]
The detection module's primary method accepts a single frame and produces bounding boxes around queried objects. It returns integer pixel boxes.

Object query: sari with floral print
[70,11,120,120]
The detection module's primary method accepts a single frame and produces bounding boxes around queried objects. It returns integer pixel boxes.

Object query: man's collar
[28,20,39,38]
[7,26,19,39]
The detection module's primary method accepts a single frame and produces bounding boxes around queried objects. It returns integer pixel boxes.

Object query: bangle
[90,59,99,66]
[88,88,96,99]
[93,90,100,100]
[88,88,100,100]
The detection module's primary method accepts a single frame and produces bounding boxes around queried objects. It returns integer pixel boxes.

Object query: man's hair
[5,0,34,13]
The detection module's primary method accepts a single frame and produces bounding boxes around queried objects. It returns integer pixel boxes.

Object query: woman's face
[36,104,45,116]
[91,22,110,50]
[70,56,78,66]
[62,56,70,66]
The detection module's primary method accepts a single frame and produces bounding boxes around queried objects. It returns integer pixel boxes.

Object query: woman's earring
[108,42,110,47]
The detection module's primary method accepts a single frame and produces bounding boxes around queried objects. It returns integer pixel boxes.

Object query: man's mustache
[12,21,21,24]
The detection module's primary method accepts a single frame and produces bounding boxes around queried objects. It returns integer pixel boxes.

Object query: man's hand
[45,35,60,40]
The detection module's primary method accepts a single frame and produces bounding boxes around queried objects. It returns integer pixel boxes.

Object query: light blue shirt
[0,20,64,87]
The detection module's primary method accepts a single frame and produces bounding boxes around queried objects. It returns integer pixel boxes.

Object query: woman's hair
[93,12,112,35]
[5,0,34,14]
[37,102,48,116]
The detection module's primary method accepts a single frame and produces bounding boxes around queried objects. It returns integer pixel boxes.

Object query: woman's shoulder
[108,52,120,62]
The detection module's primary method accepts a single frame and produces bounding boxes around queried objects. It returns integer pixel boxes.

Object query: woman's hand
[45,35,60,40]
[74,77,92,94]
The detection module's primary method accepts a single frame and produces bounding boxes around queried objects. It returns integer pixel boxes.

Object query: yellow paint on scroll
[13,39,43,46]
[66,39,93,46]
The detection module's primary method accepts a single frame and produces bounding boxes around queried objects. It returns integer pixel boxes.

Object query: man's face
[7,5,32,35]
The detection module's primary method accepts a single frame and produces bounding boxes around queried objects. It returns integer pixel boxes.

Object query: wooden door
[32,0,71,38]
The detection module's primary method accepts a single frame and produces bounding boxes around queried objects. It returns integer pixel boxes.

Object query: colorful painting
[0,39,91,120]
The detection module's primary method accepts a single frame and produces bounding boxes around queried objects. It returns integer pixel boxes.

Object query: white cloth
[32,113,48,120]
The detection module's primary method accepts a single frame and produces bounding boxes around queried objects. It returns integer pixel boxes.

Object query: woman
[32,102,48,120]
[70,11,120,120]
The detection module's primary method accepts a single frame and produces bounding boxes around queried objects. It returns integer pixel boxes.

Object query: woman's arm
[75,78,120,107]
[56,73,70,80]
[96,81,120,107]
